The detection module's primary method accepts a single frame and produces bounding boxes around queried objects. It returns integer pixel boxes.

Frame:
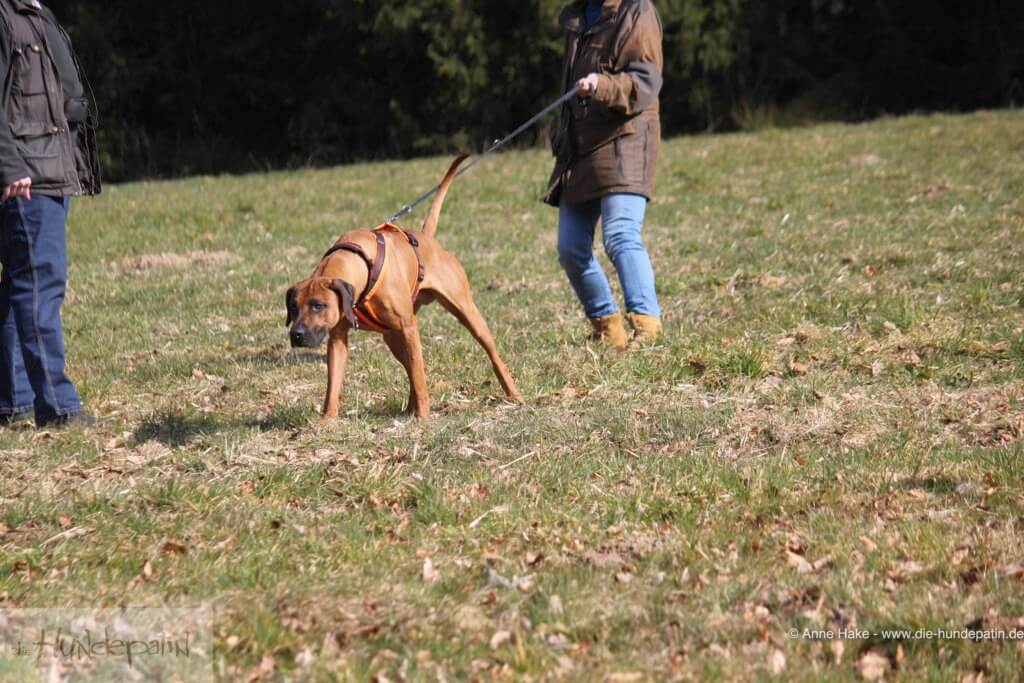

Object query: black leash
[386,89,578,224]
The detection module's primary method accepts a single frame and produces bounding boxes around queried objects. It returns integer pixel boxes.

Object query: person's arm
[0,27,32,198]
[589,4,663,116]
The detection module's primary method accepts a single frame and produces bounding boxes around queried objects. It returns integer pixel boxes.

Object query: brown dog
[286,155,523,419]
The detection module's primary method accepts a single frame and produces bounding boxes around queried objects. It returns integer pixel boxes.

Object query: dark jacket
[545,0,663,207]
[0,0,99,196]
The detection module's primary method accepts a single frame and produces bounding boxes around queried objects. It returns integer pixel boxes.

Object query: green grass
[2,110,1024,681]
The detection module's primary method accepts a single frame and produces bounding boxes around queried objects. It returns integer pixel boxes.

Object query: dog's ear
[328,279,357,327]
[285,286,298,327]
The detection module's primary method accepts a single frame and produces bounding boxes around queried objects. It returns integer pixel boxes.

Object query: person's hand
[576,73,600,98]
[2,177,31,202]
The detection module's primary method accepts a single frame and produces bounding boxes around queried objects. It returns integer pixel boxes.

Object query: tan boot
[626,312,662,347]
[589,313,628,351]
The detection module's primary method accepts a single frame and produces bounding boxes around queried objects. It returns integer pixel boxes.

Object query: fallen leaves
[160,538,189,555]
[784,536,832,575]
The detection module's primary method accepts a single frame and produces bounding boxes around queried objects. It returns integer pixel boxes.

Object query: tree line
[46,0,1024,181]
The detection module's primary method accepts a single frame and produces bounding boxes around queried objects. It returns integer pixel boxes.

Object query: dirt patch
[847,153,883,167]
[117,250,241,272]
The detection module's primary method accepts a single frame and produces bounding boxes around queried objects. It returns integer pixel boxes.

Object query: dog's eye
[309,302,326,313]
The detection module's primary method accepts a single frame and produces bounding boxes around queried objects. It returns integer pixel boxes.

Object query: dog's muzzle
[289,324,326,349]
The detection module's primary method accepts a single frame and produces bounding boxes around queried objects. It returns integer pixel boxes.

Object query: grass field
[1,109,1023,681]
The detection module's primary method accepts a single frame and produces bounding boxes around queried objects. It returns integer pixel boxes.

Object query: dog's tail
[421,153,470,238]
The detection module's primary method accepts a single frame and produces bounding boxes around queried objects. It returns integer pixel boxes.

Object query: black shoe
[36,411,102,429]
[0,411,33,428]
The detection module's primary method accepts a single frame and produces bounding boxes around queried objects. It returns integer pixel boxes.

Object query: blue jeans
[0,195,82,422]
[557,193,661,320]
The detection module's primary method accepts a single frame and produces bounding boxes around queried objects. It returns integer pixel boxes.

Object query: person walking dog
[0,0,101,427]
[544,0,663,351]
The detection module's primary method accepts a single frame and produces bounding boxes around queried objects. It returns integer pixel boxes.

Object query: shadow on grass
[135,405,318,442]
[253,400,417,430]
[255,404,315,432]
[242,349,324,367]
[898,476,959,494]
[134,411,225,447]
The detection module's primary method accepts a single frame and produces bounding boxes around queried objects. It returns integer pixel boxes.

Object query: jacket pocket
[9,45,53,125]
[12,121,64,186]
[614,127,646,186]
[12,45,47,95]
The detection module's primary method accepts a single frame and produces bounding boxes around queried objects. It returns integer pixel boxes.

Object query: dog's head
[285,277,357,348]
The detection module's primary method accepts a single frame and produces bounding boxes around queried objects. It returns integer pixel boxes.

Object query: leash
[386,88,578,224]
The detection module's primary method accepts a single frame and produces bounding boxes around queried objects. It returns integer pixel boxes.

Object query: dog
[286,155,523,419]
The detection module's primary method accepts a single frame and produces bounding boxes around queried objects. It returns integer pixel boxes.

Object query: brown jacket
[544,0,663,207]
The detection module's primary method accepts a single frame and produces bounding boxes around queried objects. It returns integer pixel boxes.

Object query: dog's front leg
[383,322,430,419]
[323,327,350,419]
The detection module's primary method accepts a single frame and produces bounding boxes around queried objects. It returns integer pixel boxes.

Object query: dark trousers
[0,195,82,422]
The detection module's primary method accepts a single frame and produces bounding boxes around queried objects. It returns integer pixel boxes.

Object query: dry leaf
[857,650,889,681]
[1003,564,1024,580]
[422,558,439,583]
[606,674,643,683]
[830,640,845,665]
[813,556,834,572]
[490,630,512,649]
[549,594,564,615]
[991,341,1010,353]
[142,560,156,582]
[239,481,257,495]
[889,560,927,582]
[514,574,535,592]
[296,648,316,668]
[160,539,189,555]
[247,654,276,682]
[788,361,809,375]
[952,546,972,565]
[786,551,813,574]
[767,648,786,674]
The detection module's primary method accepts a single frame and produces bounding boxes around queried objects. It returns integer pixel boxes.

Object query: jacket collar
[9,0,43,13]
[560,0,622,34]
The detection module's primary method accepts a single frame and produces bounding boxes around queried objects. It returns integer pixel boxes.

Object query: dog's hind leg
[432,287,523,404]
[323,327,350,418]
[383,321,431,418]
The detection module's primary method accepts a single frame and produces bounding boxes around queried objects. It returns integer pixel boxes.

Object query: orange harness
[321,224,425,333]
